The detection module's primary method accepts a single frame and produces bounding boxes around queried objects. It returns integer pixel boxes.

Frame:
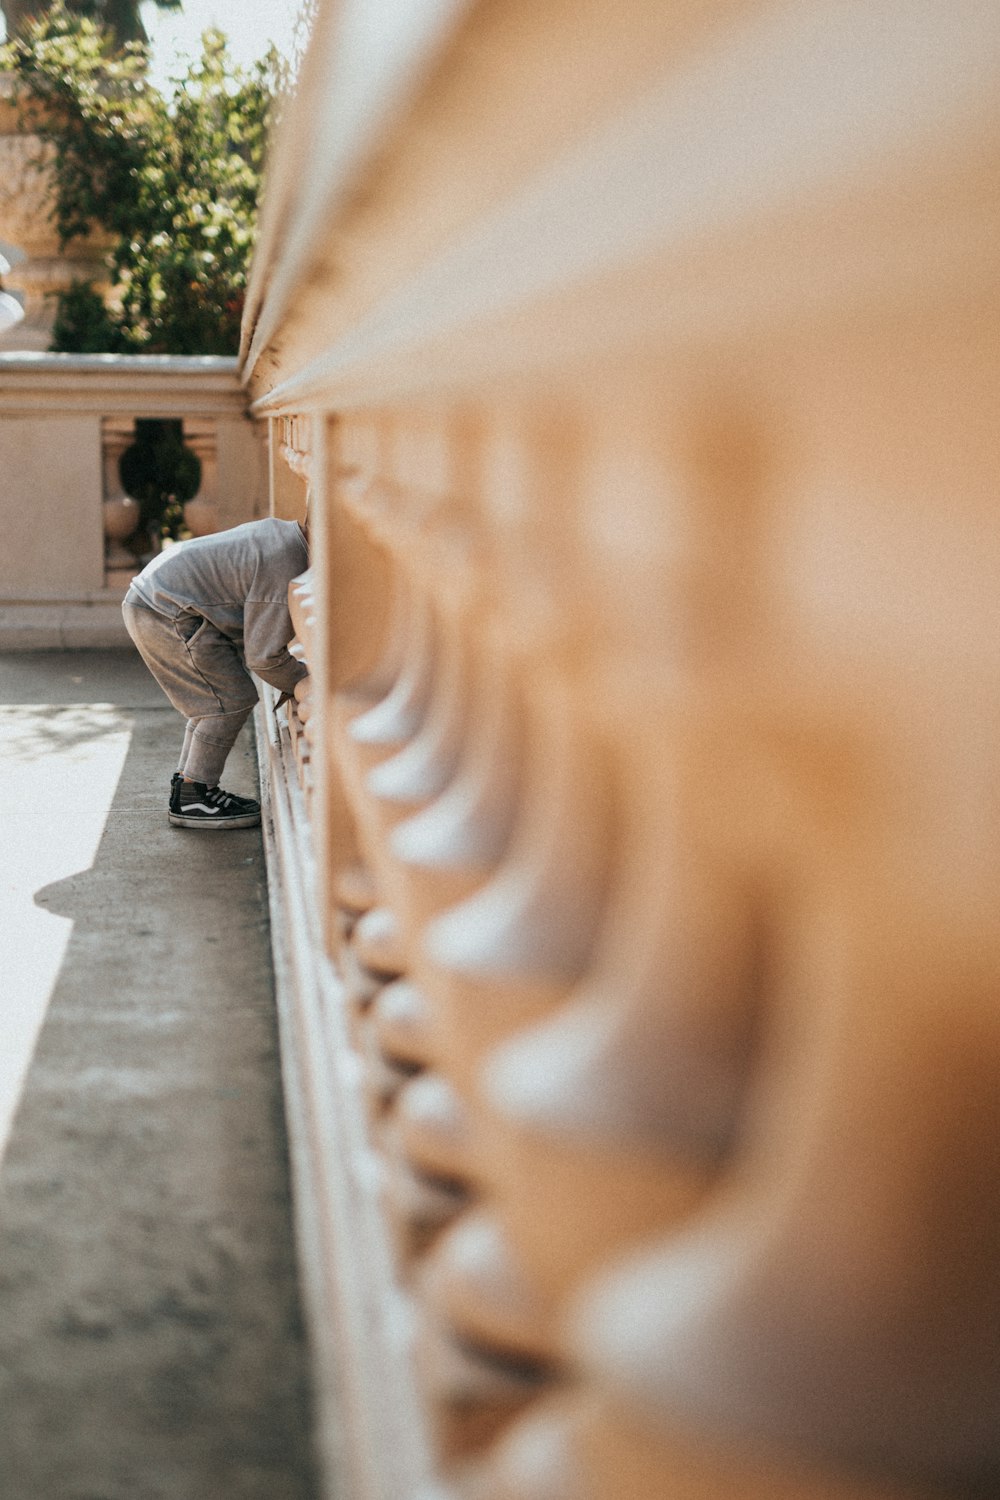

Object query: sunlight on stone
[0,704,133,1163]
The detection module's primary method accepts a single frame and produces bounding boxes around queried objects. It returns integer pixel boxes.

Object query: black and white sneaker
[168,777,261,829]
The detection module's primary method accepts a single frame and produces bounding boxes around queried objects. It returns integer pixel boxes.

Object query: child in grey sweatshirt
[123,516,309,828]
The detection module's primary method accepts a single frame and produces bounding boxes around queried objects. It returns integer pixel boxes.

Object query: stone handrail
[244,4,1000,1500]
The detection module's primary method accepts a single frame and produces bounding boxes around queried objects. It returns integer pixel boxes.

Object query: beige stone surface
[0,412,104,595]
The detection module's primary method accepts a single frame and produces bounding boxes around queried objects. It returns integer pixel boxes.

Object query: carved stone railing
[244,4,1000,1500]
[0,352,266,646]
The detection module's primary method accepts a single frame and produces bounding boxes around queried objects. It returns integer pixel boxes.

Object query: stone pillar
[276,414,312,520]
[100,414,139,589]
[0,72,110,352]
[181,417,220,536]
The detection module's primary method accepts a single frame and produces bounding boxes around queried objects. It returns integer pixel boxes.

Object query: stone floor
[0,651,319,1500]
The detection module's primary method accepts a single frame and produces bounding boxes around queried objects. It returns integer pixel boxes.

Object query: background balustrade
[0,353,266,646]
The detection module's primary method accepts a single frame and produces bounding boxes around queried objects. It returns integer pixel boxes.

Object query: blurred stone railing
[0,353,266,646]
[244,4,1000,1500]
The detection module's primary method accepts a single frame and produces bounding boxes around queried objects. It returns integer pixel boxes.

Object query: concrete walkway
[0,651,318,1500]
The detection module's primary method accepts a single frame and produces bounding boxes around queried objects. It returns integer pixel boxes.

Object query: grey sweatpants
[123,593,259,786]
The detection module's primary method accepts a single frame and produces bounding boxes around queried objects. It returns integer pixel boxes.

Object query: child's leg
[180,706,256,786]
[123,597,259,785]
[178,721,195,774]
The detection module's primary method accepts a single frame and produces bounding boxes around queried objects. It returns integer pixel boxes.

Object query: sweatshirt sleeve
[242,597,309,694]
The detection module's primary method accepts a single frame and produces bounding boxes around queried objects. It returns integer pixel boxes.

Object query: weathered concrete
[0,650,319,1500]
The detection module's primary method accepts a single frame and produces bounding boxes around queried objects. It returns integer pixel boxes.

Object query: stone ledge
[255,688,435,1500]
[0,600,131,650]
[0,352,247,416]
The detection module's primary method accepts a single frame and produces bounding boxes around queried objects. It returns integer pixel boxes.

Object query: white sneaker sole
[168,810,261,829]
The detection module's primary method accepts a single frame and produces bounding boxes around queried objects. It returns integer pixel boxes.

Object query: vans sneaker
[168,778,261,829]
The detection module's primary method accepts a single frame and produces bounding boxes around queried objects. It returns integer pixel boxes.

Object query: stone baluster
[416,682,614,1110]
[378,638,527,1275]
[338,422,493,1267]
[326,421,478,903]
[458,311,1000,1497]
[428,385,764,1490]
[317,421,463,1262]
[338,583,438,784]
[390,628,523,935]
[365,639,525,1289]
[279,414,312,490]
[181,418,220,536]
[101,415,140,588]
[331,570,439,1048]
[335,433,476,860]
[373,617,527,1299]
[390,405,623,1458]
[286,569,317,803]
[313,404,596,1461]
[474,701,757,1307]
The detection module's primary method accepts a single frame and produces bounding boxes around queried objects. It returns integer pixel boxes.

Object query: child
[122,515,309,829]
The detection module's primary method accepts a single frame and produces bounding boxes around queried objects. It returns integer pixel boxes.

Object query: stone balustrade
[0,352,266,646]
[247,3,1000,1500]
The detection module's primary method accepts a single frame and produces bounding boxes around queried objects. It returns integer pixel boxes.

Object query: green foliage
[49,276,119,351]
[120,418,201,542]
[3,1,181,49]
[2,1,277,354]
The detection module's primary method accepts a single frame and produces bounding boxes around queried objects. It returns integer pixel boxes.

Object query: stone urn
[182,496,220,537]
[103,494,140,549]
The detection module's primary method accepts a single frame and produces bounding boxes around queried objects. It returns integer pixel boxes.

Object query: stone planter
[182,496,219,537]
[102,494,140,548]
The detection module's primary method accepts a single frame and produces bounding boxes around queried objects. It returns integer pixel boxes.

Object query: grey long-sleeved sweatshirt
[129,517,310,694]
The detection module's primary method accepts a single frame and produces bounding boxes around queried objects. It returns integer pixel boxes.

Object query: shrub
[49,276,118,351]
[121,417,202,543]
